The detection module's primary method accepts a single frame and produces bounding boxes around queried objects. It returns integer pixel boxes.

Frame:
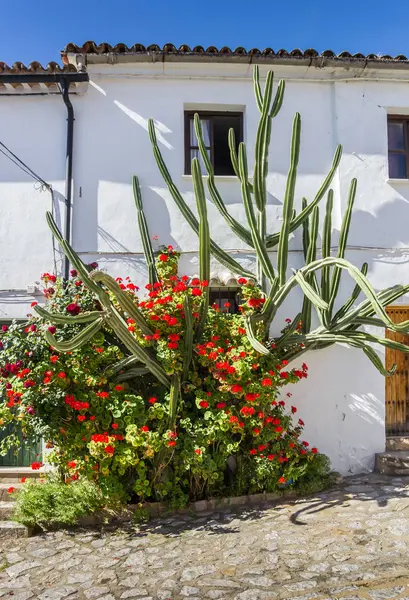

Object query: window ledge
[182,174,239,182]
[387,178,409,183]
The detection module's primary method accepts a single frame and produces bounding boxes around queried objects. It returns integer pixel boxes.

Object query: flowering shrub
[0,250,329,508]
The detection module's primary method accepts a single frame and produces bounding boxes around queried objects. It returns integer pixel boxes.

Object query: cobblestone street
[3,473,409,599]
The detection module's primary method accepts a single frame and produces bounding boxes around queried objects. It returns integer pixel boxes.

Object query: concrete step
[0,520,30,538]
[376,451,409,475]
[0,483,22,501]
[386,437,409,451]
[0,467,44,483]
[0,501,15,519]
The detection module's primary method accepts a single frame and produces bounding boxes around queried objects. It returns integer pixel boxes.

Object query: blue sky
[1,0,409,66]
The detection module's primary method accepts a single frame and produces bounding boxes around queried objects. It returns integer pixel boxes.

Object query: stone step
[0,520,30,538]
[0,467,44,483]
[375,451,409,475]
[0,501,15,519]
[0,483,22,501]
[386,437,409,451]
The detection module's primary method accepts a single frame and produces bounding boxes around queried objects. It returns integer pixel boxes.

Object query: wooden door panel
[385,306,409,434]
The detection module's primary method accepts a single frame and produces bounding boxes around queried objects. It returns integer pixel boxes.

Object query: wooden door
[385,306,409,435]
[0,425,42,466]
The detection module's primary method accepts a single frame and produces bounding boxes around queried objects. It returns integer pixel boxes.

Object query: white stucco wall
[1,60,409,474]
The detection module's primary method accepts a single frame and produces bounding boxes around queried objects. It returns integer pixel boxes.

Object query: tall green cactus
[145,65,409,374]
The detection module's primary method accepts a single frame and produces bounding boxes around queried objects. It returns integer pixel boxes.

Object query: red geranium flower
[50,355,59,363]
[67,461,76,469]
[104,445,115,454]
[261,377,272,387]
[199,400,209,409]
[96,391,109,398]
[216,402,226,409]
[140,426,149,432]
[148,397,157,405]
[311,447,318,454]
[168,440,177,447]
[7,487,15,494]
[231,384,243,394]
[278,477,287,484]
[291,406,297,413]
[237,278,248,285]
[31,462,42,470]
[112,423,119,430]
[57,372,66,379]
[191,288,202,296]
[194,449,201,455]
[159,254,168,262]
[77,415,86,422]
[114,385,124,392]
[168,342,178,349]
[66,303,80,316]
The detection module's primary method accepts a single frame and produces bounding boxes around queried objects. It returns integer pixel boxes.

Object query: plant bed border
[76,473,343,528]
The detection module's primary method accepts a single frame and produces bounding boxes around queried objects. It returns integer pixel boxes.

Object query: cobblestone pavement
[4,474,409,599]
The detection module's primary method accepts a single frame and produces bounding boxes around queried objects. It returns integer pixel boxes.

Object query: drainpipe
[61,78,74,281]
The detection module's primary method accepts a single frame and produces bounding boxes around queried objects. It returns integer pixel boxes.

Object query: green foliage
[13,479,105,529]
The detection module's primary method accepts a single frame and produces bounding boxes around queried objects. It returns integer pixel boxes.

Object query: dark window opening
[209,287,241,314]
[387,116,409,179]
[185,111,243,176]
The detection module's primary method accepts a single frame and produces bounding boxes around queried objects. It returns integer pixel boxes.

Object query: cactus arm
[192,158,210,340]
[106,308,170,388]
[90,271,153,337]
[253,64,264,112]
[253,71,274,212]
[238,143,276,285]
[168,374,181,430]
[133,175,158,285]
[45,318,105,352]
[46,211,101,296]
[270,80,285,118]
[115,367,150,382]
[266,144,342,248]
[148,119,254,278]
[107,355,147,375]
[321,190,334,327]
[294,271,329,311]
[331,262,368,323]
[245,316,270,355]
[182,295,194,380]
[328,178,357,314]
[274,313,303,349]
[193,114,253,247]
[300,203,319,333]
[34,304,103,325]
[276,113,301,286]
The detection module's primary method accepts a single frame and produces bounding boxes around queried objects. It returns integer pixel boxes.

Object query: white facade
[1,56,409,474]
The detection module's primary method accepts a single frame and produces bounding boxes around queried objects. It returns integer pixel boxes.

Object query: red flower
[191,288,202,297]
[148,397,157,405]
[48,326,56,334]
[96,391,109,399]
[267,454,274,461]
[291,406,297,413]
[66,303,81,315]
[302,441,309,447]
[23,380,36,388]
[7,487,15,494]
[50,355,59,363]
[21,477,27,483]
[159,254,168,262]
[274,426,283,433]
[104,445,115,454]
[77,415,86,422]
[140,426,149,432]
[261,377,272,387]
[249,449,257,455]
[253,427,261,435]
[31,462,42,470]
[57,372,67,379]
[229,415,239,423]
[237,327,246,335]
[67,461,76,469]
[95,347,104,353]
[238,278,248,285]
[199,400,209,409]
[70,269,77,277]
[168,333,180,342]
[168,440,177,447]
[298,419,305,426]
[278,477,287,484]
[114,385,124,391]
[168,342,178,349]
[90,416,96,421]
[245,393,260,402]
[112,423,119,430]
[280,372,289,379]
[30,301,38,307]
[311,447,318,454]
[224,302,231,308]
[194,449,201,455]
[231,384,243,394]
[216,402,226,409]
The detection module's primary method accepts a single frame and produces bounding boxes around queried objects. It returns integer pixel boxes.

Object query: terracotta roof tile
[0,61,77,74]
[62,41,409,63]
